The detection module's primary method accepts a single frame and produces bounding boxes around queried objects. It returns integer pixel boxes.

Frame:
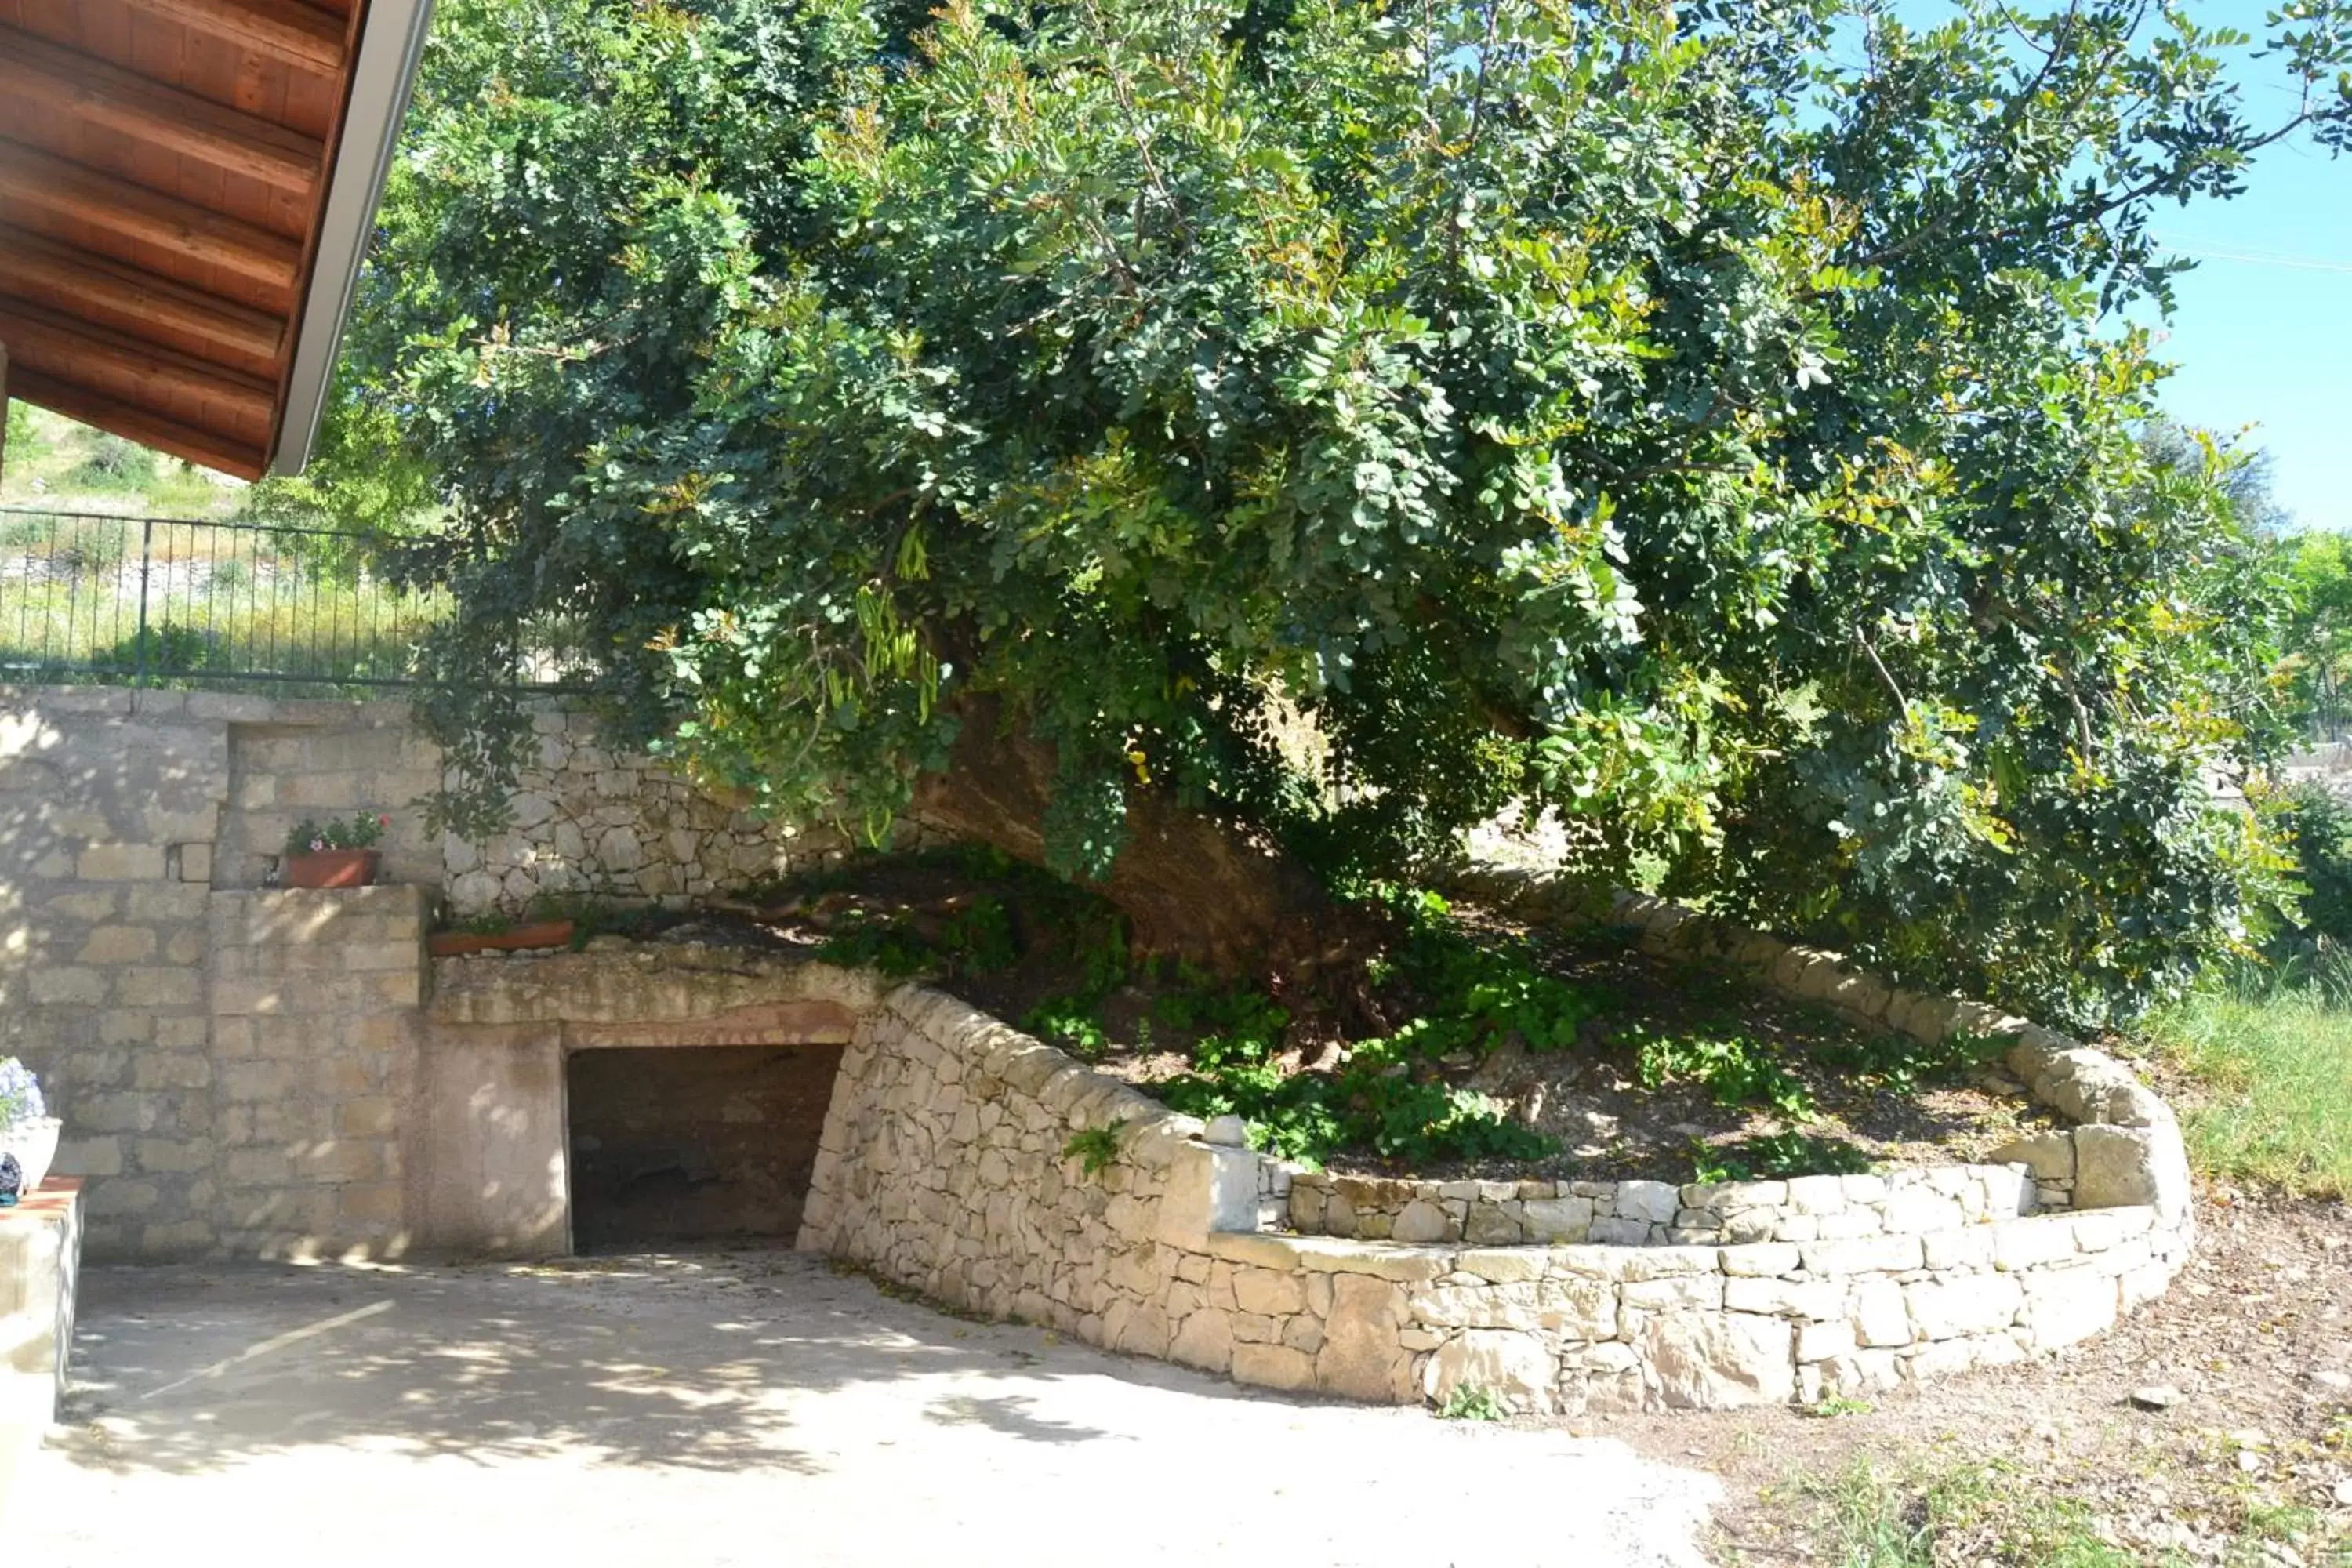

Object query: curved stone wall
[794,877,2196,1413]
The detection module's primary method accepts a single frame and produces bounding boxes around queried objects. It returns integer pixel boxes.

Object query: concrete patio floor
[10,1249,1719,1566]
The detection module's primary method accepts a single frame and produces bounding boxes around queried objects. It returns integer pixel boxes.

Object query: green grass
[2141,980,2352,1199]
[1807,1460,2142,1568]
[1,405,240,517]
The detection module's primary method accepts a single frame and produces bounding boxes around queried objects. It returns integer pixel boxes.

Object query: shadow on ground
[55,1249,1167,1478]
[24,1247,1722,1568]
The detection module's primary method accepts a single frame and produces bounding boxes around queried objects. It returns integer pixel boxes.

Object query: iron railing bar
[135,517,153,687]
[62,519,81,671]
[0,659,596,692]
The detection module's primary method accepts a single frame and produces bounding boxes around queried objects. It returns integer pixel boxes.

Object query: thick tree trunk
[910,697,1372,999]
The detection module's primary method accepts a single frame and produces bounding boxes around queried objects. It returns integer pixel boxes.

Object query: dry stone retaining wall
[443,704,950,916]
[1287,1163,2038,1247]
[800,881,2197,1413]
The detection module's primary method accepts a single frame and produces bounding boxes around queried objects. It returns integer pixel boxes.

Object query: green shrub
[1693,1131,1874,1183]
[1810,1027,2014,1094]
[1437,1385,1505,1421]
[98,621,217,677]
[1024,994,1109,1061]
[1634,1027,1817,1121]
[812,913,941,977]
[934,896,1016,975]
[812,895,1017,979]
[2270,782,2352,948]
[65,434,158,494]
[1374,885,1612,1058]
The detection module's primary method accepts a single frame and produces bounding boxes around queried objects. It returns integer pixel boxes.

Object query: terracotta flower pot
[427,920,577,957]
[2,1116,60,1194]
[285,848,380,888]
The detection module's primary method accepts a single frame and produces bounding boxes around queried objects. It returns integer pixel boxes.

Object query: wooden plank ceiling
[0,0,368,480]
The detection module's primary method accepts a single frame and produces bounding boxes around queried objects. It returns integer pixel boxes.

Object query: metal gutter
[270,0,434,476]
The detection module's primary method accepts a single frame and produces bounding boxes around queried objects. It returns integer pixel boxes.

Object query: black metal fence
[0,507,450,689]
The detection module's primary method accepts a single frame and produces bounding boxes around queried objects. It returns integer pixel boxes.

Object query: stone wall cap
[1204,1231,1453,1281]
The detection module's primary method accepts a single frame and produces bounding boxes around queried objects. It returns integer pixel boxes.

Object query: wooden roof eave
[0,0,434,482]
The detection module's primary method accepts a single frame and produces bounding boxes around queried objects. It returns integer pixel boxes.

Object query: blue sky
[1853,2,2352,530]
[2151,103,2352,532]
[2096,2,2352,531]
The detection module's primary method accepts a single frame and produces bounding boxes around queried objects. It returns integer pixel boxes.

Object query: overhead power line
[2151,230,2352,274]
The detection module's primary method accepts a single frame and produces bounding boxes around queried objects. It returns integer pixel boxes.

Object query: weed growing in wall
[1061,1124,1123,1178]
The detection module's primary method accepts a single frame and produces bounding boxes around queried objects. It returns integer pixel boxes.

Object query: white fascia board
[270,0,434,476]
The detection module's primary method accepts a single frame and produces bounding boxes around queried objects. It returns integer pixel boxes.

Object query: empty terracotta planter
[426,920,576,957]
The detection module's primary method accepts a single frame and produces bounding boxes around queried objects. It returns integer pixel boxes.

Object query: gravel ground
[13,1249,1719,1568]
[1581,1191,2352,1565]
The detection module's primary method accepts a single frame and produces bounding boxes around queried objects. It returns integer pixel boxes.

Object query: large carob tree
[345,0,2349,1024]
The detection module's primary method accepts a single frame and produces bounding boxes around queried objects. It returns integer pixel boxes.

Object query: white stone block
[1784,1175,1849,1214]
[1614,1180,1681,1225]
[1520,1195,1594,1243]
[1801,1233,1924,1276]
[1723,1276,1846,1320]
[2023,1268,2118,1350]
[1903,1274,2024,1341]
[1990,1215,2079,1271]
[1639,1312,1796,1409]
[1421,1328,1561,1415]
[1852,1279,1911,1348]
[1717,1243,1802,1277]
[1796,1320,1857,1364]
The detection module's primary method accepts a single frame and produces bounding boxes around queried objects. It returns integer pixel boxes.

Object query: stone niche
[566,1044,844,1250]
[420,945,884,1257]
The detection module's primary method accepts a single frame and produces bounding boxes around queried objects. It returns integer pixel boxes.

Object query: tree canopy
[338,0,2352,1026]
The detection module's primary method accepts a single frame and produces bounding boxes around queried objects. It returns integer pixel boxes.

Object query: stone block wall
[205,887,426,1258]
[442,703,949,916]
[420,945,884,1258]
[0,681,2203,1405]
[798,989,1338,1388]
[215,699,444,890]
[2,688,230,1257]
[0,681,913,1260]
[1287,1164,2038,1247]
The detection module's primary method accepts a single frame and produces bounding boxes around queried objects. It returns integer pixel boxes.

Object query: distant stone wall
[442,704,950,916]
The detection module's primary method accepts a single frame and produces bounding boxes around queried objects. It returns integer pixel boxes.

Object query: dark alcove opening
[565,1044,844,1252]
